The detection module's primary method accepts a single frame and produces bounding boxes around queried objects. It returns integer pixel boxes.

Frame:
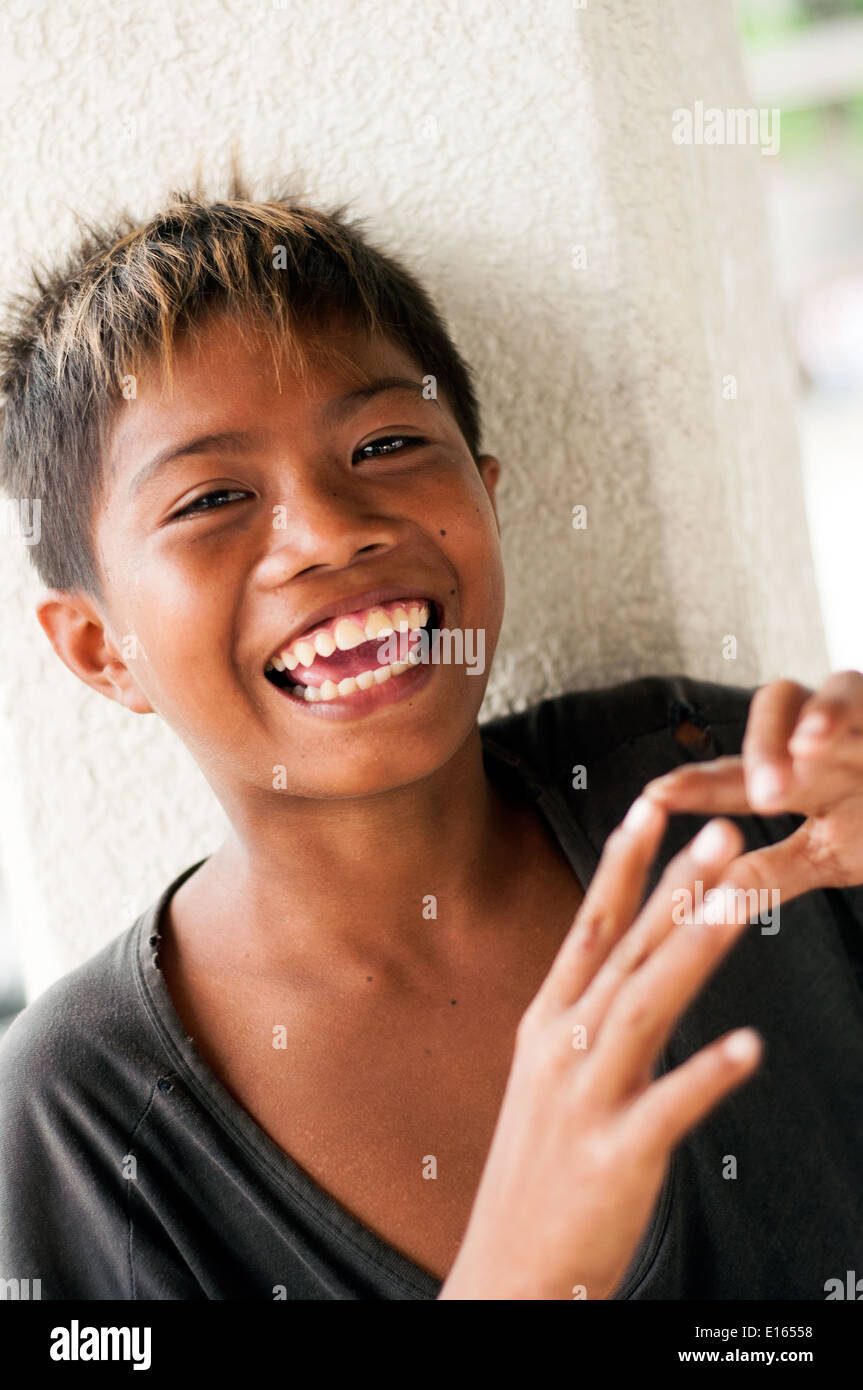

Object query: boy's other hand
[438,797,763,1301]
[642,672,863,905]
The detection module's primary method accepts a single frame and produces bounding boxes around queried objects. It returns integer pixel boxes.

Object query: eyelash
[354,434,424,461]
[169,436,425,520]
[171,487,250,520]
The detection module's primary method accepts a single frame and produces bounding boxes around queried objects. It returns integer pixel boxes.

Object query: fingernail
[724,1028,762,1063]
[691,820,733,863]
[623,796,657,832]
[792,712,830,741]
[749,765,785,806]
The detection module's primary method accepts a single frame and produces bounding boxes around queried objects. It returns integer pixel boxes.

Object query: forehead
[104,309,426,489]
[127,308,416,415]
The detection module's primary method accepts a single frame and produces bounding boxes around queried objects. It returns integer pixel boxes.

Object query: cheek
[122,554,241,714]
[443,508,505,642]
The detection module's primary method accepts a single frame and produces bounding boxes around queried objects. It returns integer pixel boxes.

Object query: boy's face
[40,311,505,800]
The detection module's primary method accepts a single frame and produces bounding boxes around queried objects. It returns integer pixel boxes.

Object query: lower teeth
[289,660,411,702]
[269,610,435,703]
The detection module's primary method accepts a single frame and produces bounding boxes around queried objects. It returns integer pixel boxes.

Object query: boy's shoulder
[0,914,159,1120]
[0,909,189,1299]
[480,671,759,790]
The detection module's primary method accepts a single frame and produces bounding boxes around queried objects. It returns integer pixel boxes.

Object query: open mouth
[264,597,440,703]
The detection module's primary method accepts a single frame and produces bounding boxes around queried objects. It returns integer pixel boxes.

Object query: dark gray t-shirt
[2,673,862,1300]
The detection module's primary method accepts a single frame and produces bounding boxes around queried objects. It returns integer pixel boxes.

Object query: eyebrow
[127,377,432,499]
[322,376,429,423]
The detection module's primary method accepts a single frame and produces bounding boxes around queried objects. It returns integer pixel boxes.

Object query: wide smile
[264,595,442,714]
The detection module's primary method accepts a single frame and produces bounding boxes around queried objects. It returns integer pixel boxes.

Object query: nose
[254,478,399,589]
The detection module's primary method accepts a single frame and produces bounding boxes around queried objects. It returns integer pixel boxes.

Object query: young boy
[0,179,861,1301]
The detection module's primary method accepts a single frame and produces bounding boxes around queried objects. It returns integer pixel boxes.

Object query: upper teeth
[268,599,430,673]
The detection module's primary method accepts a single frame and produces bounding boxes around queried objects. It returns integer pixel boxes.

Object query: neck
[200,726,518,971]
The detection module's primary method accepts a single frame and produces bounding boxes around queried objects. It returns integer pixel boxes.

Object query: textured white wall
[0,0,827,999]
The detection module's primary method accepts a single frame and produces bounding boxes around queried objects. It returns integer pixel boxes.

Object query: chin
[284,700,485,801]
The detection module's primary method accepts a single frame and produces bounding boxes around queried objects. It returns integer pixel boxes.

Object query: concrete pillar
[0,0,827,997]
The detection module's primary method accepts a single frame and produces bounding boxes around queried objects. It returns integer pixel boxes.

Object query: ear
[477,454,501,527]
[35,588,154,714]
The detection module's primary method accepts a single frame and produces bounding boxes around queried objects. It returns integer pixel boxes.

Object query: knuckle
[573,902,615,953]
[520,1024,569,1081]
[573,1127,618,1174]
[607,928,646,978]
[613,989,653,1036]
[515,1008,564,1061]
[800,827,846,887]
[524,1000,599,1076]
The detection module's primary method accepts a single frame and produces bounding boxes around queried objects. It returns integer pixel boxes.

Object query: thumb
[720,823,822,911]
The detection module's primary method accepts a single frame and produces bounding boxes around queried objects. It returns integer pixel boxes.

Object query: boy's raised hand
[642,673,863,904]
[438,796,763,1301]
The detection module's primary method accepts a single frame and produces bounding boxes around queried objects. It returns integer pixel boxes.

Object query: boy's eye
[353,435,424,462]
[170,487,251,521]
[168,437,425,520]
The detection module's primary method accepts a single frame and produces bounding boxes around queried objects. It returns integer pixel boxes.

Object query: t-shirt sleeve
[0,977,202,1300]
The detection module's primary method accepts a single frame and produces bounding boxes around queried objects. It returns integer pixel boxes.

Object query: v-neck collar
[132,723,655,1300]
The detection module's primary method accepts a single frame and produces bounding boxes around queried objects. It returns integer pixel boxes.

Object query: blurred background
[735,0,863,672]
[0,872,19,1042]
[0,0,860,1035]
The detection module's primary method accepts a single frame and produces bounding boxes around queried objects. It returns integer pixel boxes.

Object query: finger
[581,827,756,1103]
[645,750,862,817]
[569,817,745,1050]
[647,678,863,813]
[532,795,668,1020]
[643,757,749,814]
[620,1027,764,1154]
[741,680,812,810]
[723,819,846,899]
[788,670,863,763]
[586,905,754,1108]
